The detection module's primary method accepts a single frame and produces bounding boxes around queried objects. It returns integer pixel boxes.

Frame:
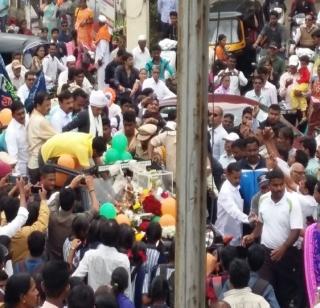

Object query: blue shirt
[116,293,134,308]
[145,58,175,81]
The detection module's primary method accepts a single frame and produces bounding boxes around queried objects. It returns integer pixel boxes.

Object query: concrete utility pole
[176,0,209,307]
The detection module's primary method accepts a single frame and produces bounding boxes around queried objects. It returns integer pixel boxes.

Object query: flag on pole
[25,71,47,113]
[0,54,17,109]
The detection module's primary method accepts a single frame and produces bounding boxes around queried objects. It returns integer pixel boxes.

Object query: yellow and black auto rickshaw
[209,0,264,77]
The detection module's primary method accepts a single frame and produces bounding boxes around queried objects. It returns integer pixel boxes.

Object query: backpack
[159,265,175,308]
[251,277,269,296]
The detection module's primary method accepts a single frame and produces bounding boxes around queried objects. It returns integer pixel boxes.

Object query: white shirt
[6,63,27,78]
[259,191,303,249]
[108,103,122,119]
[142,77,176,100]
[0,207,29,238]
[216,179,249,246]
[42,55,66,86]
[50,107,73,133]
[72,244,132,296]
[219,153,236,169]
[95,39,110,65]
[223,287,270,308]
[5,119,28,176]
[214,68,248,95]
[279,71,300,110]
[57,69,92,94]
[132,46,151,70]
[262,81,278,105]
[245,90,272,108]
[210,124,228,159]
[157,0,177,23]
[9,73,24,90]
[17,84,30,104]
[293,192,317,227]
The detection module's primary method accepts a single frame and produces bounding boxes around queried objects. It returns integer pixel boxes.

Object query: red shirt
[298,66,310,84]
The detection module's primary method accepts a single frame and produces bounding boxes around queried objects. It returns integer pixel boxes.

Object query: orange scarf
[95,25,111,45]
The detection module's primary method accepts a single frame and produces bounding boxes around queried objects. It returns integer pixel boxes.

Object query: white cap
[66,55,76,63]
[98,15,107,23]
[288,55,299,67]
[138,34,147,41]
[89,90,108,108]
[223,132,240,142]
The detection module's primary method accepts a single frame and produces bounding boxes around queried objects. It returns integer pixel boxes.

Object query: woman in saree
[75,0,94,50]
[304,221,320,307]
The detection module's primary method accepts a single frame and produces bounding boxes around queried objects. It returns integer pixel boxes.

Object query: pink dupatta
[304,223,318,307]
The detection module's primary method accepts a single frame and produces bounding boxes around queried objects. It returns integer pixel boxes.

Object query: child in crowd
[290,55,311,123]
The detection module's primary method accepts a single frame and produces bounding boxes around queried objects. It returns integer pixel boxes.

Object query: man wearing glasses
[17,72,36,105]
[293,14,318,49]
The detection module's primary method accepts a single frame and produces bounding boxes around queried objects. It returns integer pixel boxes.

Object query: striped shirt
[142,248,160,294]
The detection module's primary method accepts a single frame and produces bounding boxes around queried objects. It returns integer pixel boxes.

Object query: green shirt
[145,58,175,80]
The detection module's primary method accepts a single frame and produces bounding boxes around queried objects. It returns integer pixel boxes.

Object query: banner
[0,54,17,109]
[25,71,47,113]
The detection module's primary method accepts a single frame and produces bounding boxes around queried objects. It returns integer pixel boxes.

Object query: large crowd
[0,0,320,307]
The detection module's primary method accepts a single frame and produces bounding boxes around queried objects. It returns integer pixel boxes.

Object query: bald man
[290,162,305,186]
[209,105,228,159]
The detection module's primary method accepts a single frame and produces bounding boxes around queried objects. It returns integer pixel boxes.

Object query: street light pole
[176,0,209,307]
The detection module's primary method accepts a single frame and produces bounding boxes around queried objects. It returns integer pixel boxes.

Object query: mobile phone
[31,186,42,194]
[8,175,29,184]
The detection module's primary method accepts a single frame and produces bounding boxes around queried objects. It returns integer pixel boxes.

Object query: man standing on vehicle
[253,11,286,54]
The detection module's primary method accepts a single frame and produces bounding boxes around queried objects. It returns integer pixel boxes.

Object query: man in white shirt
[50,90,74,132]
[214,56,248,95]
[73,219,131,296]
[245,75,272,108]
[95,15,111,90]
[216,162,252,246]
[257,66,278,105]
[132,35,151,70]
[42,43,66,90]
[5,101,28,176]
[219,132,239,169]
[57,57,93,95]
[17,72,36,104]
[8,60,24,90]
[57,55,77,93]
[209,104,228,159]
[243,169,304,308]
[6,53,27,77]
[142,66,176,100]
[279,55,300,124]
[1,178,29,238]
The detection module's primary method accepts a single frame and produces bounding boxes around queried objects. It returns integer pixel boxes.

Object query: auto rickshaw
[209,0,264,56]
[209,0,264,80]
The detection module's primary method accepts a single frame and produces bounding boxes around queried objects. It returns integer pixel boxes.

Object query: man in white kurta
[95,15,111,90]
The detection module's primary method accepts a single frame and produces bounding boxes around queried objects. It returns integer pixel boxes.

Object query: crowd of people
[1,0,320,307]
